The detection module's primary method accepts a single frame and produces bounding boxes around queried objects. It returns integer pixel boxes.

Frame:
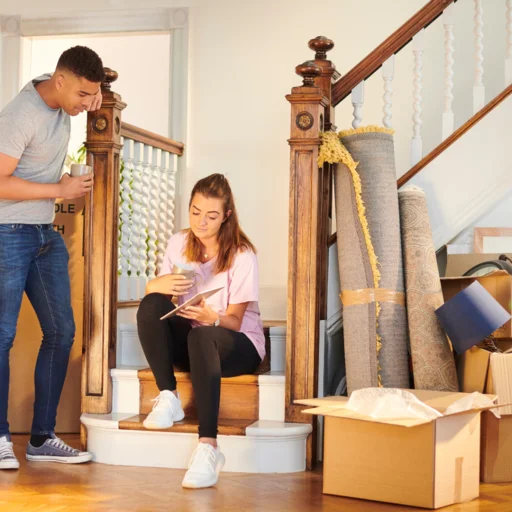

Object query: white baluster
[381,56,395,129]
[119,138,134,301]
[351,82,365,129]
[411,30,425,167]
[442,4,456,140]
[157,152,169,273]
[130,142,144,300]
[473,0,485,112]
[166,155,177,242]
[506,0,512,85]
[147,147,161,280]
[138,145,151,297]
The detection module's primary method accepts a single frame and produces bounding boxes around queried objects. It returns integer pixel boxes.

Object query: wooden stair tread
[139,370,260,420]
[138,368,259,384]
[119,415,252,435]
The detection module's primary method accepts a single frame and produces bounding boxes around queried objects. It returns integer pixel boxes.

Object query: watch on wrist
[213,314,221,327]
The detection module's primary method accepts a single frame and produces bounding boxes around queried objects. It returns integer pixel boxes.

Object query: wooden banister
[397,83,512,188]
[331,0,455,106]
[121,122,184,156]
[327,83,512,248]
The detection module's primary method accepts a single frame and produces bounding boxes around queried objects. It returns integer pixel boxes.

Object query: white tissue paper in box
[445,391,500,418]
[345,388,500,421]
[346,388,442,420]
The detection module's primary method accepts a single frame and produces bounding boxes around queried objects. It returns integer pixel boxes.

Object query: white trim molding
[258,372,285,422]
[117,323,148,367]
[20,8,189,37]
[0,15,22,110]
[111,368,141,415]
[269,325,286,373]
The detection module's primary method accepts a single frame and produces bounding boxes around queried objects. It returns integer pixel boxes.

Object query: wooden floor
[1,435,512,512]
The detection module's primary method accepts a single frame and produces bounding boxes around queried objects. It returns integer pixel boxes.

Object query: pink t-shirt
[160,231,265,361]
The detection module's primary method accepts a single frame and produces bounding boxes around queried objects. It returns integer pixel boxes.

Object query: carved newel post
[285,37,337,469]
[81,68,126,446]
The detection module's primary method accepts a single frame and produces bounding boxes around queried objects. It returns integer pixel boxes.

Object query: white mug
[70,164,93,177]
[172,263,203,286]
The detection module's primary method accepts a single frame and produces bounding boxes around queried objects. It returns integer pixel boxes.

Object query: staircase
[81,323,312,473]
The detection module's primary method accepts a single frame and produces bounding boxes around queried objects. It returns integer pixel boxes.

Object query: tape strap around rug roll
[341,288,405,307]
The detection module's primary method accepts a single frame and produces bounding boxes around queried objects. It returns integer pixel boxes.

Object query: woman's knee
[137,293,172,324]
[187,326,216,350]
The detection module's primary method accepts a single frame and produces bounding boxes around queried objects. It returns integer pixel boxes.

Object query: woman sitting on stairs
[137,173,264,489]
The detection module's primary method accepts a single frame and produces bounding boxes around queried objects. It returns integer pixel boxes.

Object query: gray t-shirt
[0,74,70,224]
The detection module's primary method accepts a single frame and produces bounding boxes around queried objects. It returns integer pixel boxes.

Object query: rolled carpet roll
[334,157,380,393]
[340,129,410,390]
[398,185,458,391]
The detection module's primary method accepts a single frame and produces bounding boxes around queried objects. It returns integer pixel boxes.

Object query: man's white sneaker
[0,436,19,470]
[143,390,185,429]
[182,443,225,489]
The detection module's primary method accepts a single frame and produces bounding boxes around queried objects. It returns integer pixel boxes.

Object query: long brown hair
[184,174,256,274]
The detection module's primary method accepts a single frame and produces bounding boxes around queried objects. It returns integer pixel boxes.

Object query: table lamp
[435,281,511,354]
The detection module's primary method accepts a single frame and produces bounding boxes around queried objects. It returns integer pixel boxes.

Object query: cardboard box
[457,342,512,483]
[441,271,512,338]
[444,253,512,278]
[297,390,500,509]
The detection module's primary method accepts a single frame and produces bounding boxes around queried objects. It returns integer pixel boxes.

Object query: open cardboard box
[297,390,503,509]
[444,253,512,278]
[457,341,512,483]
[441,270,512,338]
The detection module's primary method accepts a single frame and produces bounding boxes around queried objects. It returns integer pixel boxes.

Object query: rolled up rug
[398,185,458,391]
[321,127,410,393]
[339,128,410,390]
[333,149,380,393]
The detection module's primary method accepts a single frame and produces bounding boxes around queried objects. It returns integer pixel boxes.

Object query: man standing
[0,46,104,469]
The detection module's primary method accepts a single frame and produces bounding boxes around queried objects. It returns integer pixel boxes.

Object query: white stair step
[81,414,311,473]
[117,323,287,372]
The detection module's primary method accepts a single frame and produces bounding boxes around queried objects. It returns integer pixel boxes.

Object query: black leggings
[136,293,262,438]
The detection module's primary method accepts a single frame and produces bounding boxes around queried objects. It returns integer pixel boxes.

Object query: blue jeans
[0,224,75,438]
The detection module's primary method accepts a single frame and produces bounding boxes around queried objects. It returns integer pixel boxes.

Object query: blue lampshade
[435,281,511,354]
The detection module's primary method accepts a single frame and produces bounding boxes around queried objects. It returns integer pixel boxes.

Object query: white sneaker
[182,443,225,489]
[143,390,185,429]
[0,436,19,470]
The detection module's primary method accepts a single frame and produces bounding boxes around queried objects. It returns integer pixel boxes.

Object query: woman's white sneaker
[182,443,225,489]
[0,436,19,469]
[143,390,185,429]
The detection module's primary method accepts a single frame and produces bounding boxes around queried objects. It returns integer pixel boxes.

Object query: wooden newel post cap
[308,36,334,60]
[101,67,118,91]
[295,61,322,87]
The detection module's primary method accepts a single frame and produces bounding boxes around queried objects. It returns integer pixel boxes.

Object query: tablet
[159,286,224,320]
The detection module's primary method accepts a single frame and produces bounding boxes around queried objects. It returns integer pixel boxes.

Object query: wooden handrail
[121,122,184,156]
[331,0,455,106]
[328,83,512,248]
[397,83,512,188]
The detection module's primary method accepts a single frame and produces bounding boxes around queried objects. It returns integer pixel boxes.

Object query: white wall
[449,192,512,253]
[5,0,506,318]
[183,0,426,316]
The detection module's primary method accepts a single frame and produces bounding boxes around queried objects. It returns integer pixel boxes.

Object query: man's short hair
[56,46,105,83]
